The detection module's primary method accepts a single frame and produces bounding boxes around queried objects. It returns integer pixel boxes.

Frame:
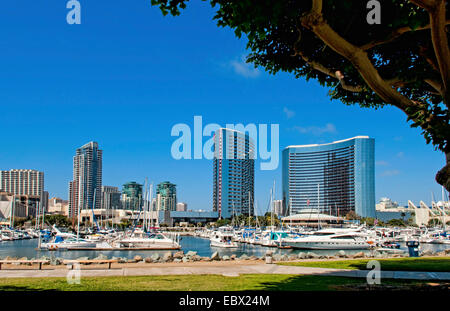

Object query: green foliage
[151,0,449,153]
[345,211,359,220]
[360,217,385,226]
[44,214,72,227]
[387,218,408,227]
[215,218,231,227]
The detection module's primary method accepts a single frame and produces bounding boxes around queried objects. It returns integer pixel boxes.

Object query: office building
[156,181,177,211]
[282,136,375,218]
[176,202,187,212]
[0,169,46,213]
[68,141,103,218]
[213,128,255,219]
[272,199,284,216]
[122,181,143,210]
[101,186,122,210]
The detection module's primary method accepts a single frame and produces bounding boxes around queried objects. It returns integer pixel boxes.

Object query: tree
[345,211,360,220]
[44,214,72,228]
[387,218,408,227]
[151,0,450,191]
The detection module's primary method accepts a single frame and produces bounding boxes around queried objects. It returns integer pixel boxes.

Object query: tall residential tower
[213,128,255,219]
[68,142,103,218]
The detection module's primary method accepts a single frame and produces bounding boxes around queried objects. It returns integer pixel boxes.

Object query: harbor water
[0,236,449,260]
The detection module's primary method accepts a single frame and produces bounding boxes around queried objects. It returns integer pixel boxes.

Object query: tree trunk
[436,152,450,192]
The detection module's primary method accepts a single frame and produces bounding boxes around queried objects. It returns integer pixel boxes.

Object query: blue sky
[0,1,446,213]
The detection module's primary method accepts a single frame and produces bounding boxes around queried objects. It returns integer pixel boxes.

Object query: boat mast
[10,195,15,228]
[76,174,82,242]
[41,199,45,229]
[149,182,154,230]
[317,183,321,230]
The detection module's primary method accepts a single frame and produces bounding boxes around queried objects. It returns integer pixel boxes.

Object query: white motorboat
[281,228,371,250]
[114,229,180,249]
[41,236,98,250]
[210,231,238,248]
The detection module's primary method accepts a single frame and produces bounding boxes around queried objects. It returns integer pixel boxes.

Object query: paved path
[1,263,450,281]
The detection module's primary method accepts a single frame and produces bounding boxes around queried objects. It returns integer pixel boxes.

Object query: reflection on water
[0,236,448,260]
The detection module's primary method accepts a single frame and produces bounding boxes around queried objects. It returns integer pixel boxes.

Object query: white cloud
[229,57,260,78]
[283,107,295,119]
[381,170,400,177]
[292,123,337,136]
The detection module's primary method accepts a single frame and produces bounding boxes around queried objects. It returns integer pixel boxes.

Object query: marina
[1,229,449,261]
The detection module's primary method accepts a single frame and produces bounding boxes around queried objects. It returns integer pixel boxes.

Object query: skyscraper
[122,181,143,210]
[213,128,255,219]
[68,142,102,218]
[282,136,375,218]
[156,181,177,211]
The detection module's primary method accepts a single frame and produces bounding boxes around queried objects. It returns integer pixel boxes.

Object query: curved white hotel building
[282,136,375,218]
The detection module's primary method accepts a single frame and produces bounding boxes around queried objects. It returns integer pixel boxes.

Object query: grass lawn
[279,257,450,272]
[0,274,439,291]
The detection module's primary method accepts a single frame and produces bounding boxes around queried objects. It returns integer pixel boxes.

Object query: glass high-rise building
[282,136,375,218]
[213,128,255,219]
[122,181,143,210]
[68,141,102,218]
[156,181,177,211]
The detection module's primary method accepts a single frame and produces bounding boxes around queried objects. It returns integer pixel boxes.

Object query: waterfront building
[68,141,103,218]
[282,136,375,218]
[156,181,177,211]
[213,128,255,219]
[0,169,44,197]
[122,181,143,210]
[0,192,37,221]
[176,202,187,212]
[47,197,69,216]
[272,199,285,216]
[101,186,122,210]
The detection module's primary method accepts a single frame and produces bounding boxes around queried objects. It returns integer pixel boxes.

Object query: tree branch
[410,0,450,107]
[293,49,363,92]
[301,0,423,113]
[360,20,450,50]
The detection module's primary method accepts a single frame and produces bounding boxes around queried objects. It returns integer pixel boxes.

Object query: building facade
[156,182,177,211]
[213,128,255,219]
[68,142,103,218]
[0,169,44,197]
[282,136,375,218]
[272,199,284,217]
[176,202,187,212]
[101,186,122,210]
[0,169,46,214]
[122,182,143,210]
[47,197,69,216]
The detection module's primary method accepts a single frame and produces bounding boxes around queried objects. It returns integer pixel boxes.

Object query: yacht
[210,231,238,248]
[114,229,180,249]
[281,228,371,250]
[41,235,98,250]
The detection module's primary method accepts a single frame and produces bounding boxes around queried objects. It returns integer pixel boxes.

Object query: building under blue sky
[282,136,375,218]
[0,1,446,214]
